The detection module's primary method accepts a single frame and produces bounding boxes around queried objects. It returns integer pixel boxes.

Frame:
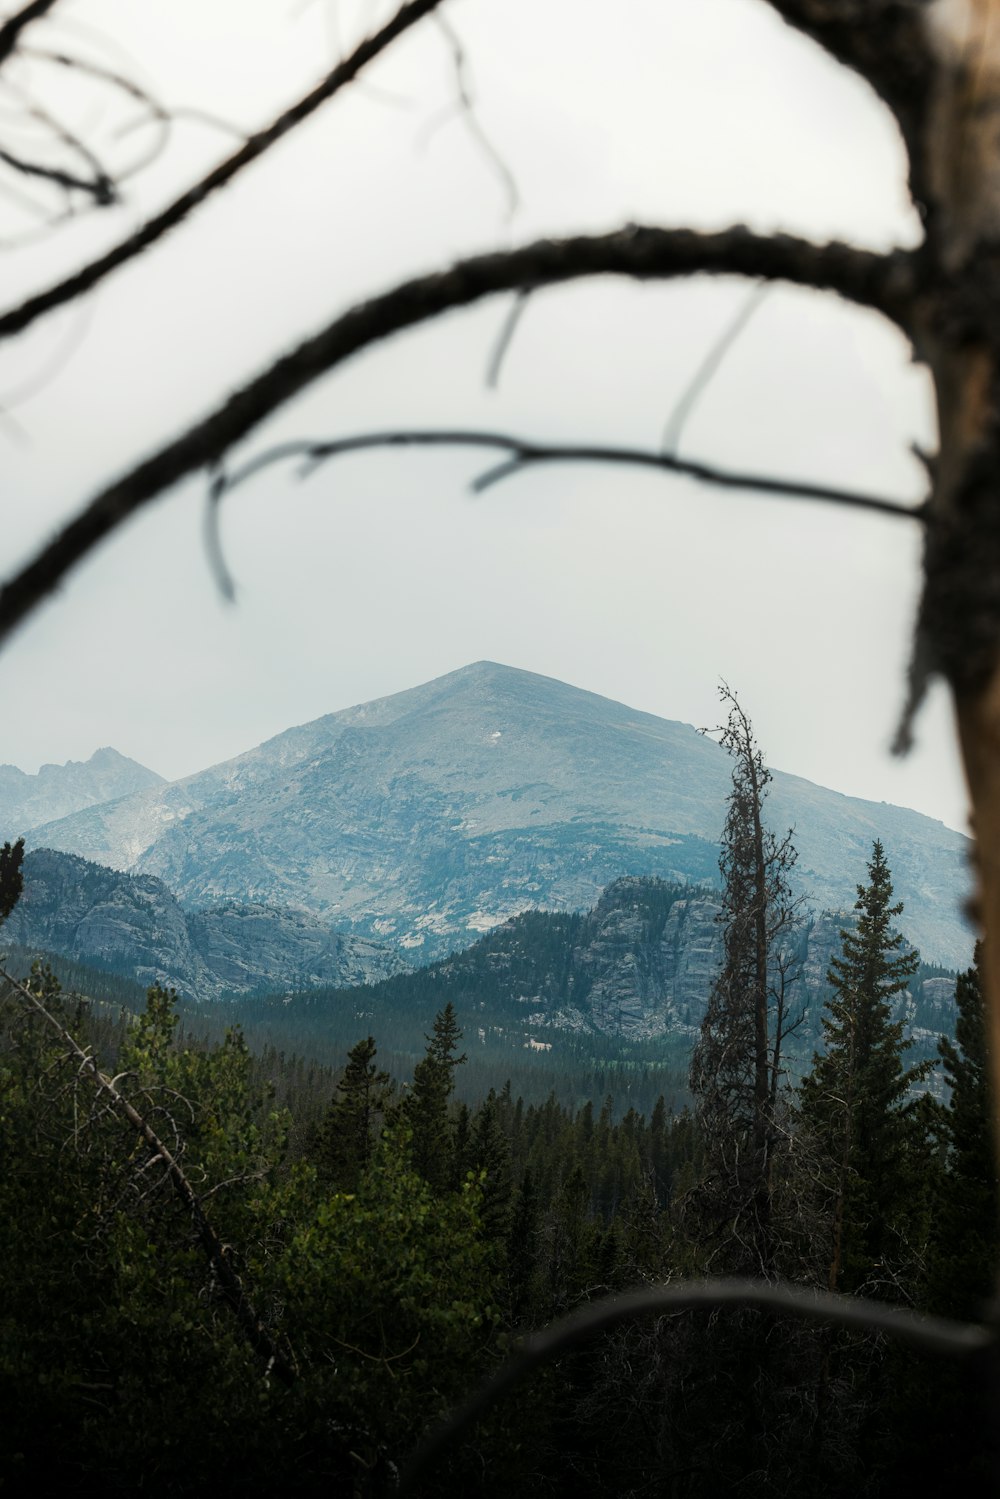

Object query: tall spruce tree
[403,1001,466,1190]
[313,1035,393,1191]
[927,945,998,1319]
[799,840,928,1298]
[689,686,800,1277]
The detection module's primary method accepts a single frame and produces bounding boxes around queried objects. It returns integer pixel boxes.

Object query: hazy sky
[0,0,969,833]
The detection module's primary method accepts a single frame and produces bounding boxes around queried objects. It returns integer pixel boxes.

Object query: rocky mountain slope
[1,747,163,834]
[3,848,405,999]
[24,662,973,967]
[333,875,957,1075]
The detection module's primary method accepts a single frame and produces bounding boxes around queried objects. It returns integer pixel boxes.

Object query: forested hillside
[222,873,958,1106]
[1,955,993,1496]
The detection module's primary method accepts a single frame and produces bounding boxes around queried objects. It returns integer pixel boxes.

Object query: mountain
[0,747,163,835]
[3,848,406,999]
[25,662,973,967]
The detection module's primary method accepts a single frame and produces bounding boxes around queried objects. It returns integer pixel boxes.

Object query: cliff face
[24,663,973,968]
[4,849,406,999]
[359,876,955,1080]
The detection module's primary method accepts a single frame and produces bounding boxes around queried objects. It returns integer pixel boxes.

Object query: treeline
[0,944,995,1495]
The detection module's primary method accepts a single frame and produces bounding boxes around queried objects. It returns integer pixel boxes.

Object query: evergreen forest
[1,704,997,1497]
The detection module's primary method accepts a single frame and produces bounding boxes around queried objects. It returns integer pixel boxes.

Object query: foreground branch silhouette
[400,1280,994,1491]
[0,227,917,644]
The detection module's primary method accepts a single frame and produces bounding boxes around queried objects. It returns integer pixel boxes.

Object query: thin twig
[0,142,113,202]
[20,46,173,180]
[0,225,921,650]
[217,427,925,521]
[485,289,531,389]
[0,0,447,345]
[432,11,518,219]
[662,282,769,454]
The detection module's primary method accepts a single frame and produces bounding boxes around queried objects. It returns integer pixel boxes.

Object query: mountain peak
[1,748,164,839]
[22,667,974,969]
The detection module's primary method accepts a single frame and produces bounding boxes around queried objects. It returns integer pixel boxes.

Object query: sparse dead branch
[0,0,446,343]
[213,426,925,518]
[431,11,518,218]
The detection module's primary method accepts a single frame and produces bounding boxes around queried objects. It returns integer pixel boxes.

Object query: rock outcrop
[4,848,406,999]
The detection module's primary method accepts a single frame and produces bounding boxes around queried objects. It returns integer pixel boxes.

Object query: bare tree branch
[0,962,297,1386]
[0,142,113,202]
[760,0,934,196]
[218,426,924,519]
[432,11,518,218]
[485,288,531,389]
[0,0,59,71]
[0,0,446,344]
[0,225,920,649]
[21,46,174,181]
[401,1277,993,1490]
[661,282,769,454]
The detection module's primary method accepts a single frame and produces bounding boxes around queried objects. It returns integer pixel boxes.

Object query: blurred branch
[661,282,769,454]
[0,224,919,648]
[0,0,446,343]
[431,11,518,218]
[0,0,59,70]
[0,141,113,202]
[21,46,174,179]
[760,0,933,166]
[213,427,925,519]
[485,288,531,388]
[401,1277,994,1490]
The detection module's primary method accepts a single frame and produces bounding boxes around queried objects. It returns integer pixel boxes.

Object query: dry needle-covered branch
[0,226,919,647]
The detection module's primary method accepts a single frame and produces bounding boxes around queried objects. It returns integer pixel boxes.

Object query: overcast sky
[0,0,969,834]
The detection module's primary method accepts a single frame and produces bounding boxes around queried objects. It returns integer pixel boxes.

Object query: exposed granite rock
[4,849,405,999]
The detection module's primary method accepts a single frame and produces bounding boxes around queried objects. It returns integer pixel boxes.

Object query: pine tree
[882,945,1000,1496]
[927,944,998,1319]
[689,686,800,1276]
[313,1035,393,1191]
[800,839,928,1298]
[403,1001,466,1190]
[0,837,23,922]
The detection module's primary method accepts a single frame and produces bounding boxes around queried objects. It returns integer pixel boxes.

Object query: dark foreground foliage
[0,949,995,1496]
